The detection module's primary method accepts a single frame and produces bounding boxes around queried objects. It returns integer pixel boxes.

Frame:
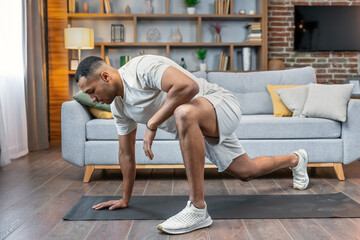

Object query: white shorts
[200,89,246,172]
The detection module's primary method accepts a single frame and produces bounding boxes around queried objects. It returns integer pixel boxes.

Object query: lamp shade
[64,27,94,49]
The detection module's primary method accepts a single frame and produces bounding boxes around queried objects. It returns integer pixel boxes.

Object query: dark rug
[63,192,360,220]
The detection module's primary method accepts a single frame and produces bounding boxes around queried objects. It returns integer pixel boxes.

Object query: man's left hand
[143,127,156,160]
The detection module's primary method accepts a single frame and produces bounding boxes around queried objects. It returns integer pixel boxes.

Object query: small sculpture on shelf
[146,28,161,42]
[196,48,207,71]
[239,9,246,15]
[184,0,200,14]
[179,58,187,69]
[210,22,224,43]
[145,0,153,14]
[172,26,182,43]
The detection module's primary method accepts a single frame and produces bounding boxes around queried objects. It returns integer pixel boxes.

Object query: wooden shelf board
[201,14,262,20]
[94,42,262,47]
[67,13,261,21]
[69,70,260,75]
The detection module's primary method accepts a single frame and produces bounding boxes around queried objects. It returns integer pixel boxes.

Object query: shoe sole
[157,216,213,235]
[294,149,309,190]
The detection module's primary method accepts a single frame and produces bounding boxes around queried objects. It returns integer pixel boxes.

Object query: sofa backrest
[207,67,316,115]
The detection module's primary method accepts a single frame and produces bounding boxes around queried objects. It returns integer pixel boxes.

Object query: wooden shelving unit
[66,0,268,74]
[47,0,268,141]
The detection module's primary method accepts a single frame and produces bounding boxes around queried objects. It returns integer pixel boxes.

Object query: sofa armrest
[342,99,360,164]
[61,100,93,167]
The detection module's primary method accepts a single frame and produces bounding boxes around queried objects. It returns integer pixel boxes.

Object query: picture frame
[70,59,79,71]
[345,77,360,98]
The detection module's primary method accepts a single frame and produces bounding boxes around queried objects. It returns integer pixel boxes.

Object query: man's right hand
[92,199,128,211]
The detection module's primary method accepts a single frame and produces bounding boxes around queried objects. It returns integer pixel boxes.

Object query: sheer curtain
[0,0,28,165]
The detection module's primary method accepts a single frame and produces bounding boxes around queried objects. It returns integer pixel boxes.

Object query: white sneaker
[291,149,309,190]
[157,201,213,235]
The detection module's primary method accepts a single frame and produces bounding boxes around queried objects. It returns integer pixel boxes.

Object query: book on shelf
[215,0,230,15]
[218,51,223,71]
[120,55,133,67]
[104,0,111,14]
[104,56,111,66]
[247,22,262,42]
[218,52,229,71]
[68,0,75,13]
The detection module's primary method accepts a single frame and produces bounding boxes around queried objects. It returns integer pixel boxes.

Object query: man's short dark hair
[74,56,105,83]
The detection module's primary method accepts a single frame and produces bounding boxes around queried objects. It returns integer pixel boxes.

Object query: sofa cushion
[73,91,111,112]
[207,67,316,115]
[192,70,207,79]
[235,115,341,139]
[266,85,301,117]
[301,83,353,122]
[88,107,114,119]
[86,114,341,141]
[276,85,309,117]
[86,119,175,140]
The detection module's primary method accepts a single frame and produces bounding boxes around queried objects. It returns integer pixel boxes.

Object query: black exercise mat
[63,193,360,220]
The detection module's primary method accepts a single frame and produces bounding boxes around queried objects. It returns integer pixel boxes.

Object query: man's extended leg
[225,149,309,190]
[225,152,299,181]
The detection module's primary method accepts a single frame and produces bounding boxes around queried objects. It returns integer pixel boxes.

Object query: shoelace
[165,207,205,227]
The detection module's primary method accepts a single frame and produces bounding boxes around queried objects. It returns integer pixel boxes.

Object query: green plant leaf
[184,0,200,7]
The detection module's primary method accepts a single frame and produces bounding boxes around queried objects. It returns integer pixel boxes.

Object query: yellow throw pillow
[88,107,113,119]
[266,85,301,117]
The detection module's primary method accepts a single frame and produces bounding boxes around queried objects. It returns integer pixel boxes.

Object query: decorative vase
[187,7,196,14]
[179,57,187,69]
[268,59,285,70]
[200,63,207,71]
[216,33,221,43]
[172,26,182,43]
[242,47,251,71]
[125,5,131,14]
[146,0,153,14]
[146,28,161,42]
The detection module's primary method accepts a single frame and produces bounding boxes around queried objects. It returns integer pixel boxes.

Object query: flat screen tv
[294,6,360,51]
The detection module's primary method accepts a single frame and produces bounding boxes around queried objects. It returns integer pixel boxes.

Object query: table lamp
[64,26,94,62]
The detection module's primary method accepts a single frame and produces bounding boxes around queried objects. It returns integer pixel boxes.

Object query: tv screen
[294,6,360,51]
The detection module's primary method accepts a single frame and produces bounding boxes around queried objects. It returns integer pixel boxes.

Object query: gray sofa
[61,67,360,182]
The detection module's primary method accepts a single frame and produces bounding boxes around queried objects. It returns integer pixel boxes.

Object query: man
[75,54,309,235]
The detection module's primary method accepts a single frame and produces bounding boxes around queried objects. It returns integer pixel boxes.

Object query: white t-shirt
[110,54,224,136]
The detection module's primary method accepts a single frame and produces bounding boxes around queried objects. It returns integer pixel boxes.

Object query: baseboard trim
[82,162,345,182]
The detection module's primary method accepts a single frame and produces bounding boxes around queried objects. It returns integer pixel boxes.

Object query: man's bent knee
[224,159,256,182]
[174,104,197,127]
[229,171,254,182]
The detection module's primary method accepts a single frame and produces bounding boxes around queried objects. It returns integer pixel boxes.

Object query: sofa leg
[333,163,345,181]
[83,165,95,182]
[309,167,316,177]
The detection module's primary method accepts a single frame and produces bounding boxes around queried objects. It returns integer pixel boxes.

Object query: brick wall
[268,0,360,83]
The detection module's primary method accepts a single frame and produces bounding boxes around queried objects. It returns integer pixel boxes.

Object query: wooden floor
[1,144,360,240]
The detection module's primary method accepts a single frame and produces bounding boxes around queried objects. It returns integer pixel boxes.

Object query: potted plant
[210,22,223,42]
[197,48,207,71]
[184,0,200,14]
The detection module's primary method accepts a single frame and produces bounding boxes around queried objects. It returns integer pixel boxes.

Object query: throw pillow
[301,83,354,122]
[88,107,113,119]
[275,85,309,117]
[266,85,301,117]
[73,91,111,112]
